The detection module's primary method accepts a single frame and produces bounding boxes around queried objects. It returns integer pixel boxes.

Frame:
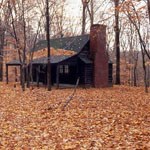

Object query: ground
[0,83,150,149]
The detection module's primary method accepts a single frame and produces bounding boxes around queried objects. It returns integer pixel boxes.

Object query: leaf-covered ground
[0,83,150,149]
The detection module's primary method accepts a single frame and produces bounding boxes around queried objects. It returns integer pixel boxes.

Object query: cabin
[6,24,113,88]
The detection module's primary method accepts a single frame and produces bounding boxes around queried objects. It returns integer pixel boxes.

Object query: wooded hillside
[0,83,149,149]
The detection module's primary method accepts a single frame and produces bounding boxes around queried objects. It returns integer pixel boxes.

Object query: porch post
[36,66,40,87]
[6,64,8,84]
[56,64,60,89]
[20,65,22,85]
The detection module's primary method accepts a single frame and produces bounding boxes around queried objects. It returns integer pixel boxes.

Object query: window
[64,65,69,74]
[59,65,69,74]
[59,65,63,74]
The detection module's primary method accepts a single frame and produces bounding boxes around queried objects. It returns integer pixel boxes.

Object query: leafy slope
[0,83,150,149]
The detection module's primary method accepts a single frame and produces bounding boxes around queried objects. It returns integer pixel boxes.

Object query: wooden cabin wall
[84,64,93,86]
[77,59,85,85]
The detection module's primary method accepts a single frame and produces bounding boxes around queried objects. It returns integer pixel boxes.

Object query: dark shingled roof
[6,55,71,65]
[31,55,71,64]
[32,34,89,53]
[79,56,93,64]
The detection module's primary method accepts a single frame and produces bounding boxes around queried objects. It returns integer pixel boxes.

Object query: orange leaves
[33,48,76,59]
[118,0,147,22]
[0,83,150,149]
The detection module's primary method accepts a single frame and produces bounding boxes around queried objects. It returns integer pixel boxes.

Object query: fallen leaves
[33,48,76,60]
[0,83,150,149]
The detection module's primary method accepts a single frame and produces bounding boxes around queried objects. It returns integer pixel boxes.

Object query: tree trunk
[26,66,30,88]
[147,0,150,24]
[81,0,90,35]
[21,65,25,91]
[133,60,138,87]
[21,1,26,91]
[90,0,94,25]
[0,21,5,81]
[82,3,86,35]
[114,0,120,85]
[133,66,137,86]
[141,49,148,93]
[148,65,150,87]
[87,0,94,26]
[46,0,51,91]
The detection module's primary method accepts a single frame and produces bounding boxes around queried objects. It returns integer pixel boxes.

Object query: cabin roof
[31,55,71,64]
[79,56,93,64]
[6,55,72,65]
[31,34,89,53]
[6,56,112,66]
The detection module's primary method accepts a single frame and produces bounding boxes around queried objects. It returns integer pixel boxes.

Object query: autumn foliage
[33,48,76,59]
[0,83,149,149]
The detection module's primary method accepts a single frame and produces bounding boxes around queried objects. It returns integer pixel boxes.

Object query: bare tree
[0,20,5,81]
[147,0,150,23]
[5,0,42,90]
[122,0,149,92]
[114,0,121,85]
[46,0,51,91]
[0,0,8,81]
[81,0,90,35]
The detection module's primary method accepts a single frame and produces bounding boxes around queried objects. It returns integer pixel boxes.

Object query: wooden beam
[15,67,17,82]
[20,65,22,85]
[36,66,40,87]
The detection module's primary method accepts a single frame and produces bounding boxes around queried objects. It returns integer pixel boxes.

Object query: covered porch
[5,55,93,88]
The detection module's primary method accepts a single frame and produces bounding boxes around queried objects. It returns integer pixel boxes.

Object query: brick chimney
[90,24,109,88]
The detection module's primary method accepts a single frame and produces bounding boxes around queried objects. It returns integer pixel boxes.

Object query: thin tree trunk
[28,18,42,87]
[147,0,150,24]
[133,62,138,86]
[148,65,150,87]
[90,0,94,25]
[133,66,137,86]
[87,0,94,26]
[46,0,51,91]
[114,0,120,85]
[22,1,26,91]
[26,66,30,88]
[0,24,5,81]
[81,0,90,35]
[141,49,148,93]
[82,4,86,35]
